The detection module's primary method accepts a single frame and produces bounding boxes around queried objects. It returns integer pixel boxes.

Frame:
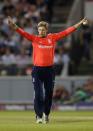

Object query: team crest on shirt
[48,39,52,44]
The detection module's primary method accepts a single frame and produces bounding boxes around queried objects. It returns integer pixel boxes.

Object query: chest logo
[48,39,52,44]
[38,45,53,49]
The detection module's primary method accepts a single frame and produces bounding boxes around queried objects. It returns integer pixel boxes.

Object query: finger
[82,18,87,23]
[8,16,11,20]
[84,17,86,20]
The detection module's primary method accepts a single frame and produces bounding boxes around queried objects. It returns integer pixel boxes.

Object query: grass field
[0,110,93,131]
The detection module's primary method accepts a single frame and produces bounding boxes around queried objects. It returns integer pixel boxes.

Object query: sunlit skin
[38,26,48,38]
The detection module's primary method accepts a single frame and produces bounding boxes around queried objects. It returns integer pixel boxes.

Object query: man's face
[38,26,48,37]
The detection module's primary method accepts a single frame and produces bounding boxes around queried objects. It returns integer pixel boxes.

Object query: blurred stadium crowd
[0,0,55,76]
[0,0,93,76]
[53,78,93,104]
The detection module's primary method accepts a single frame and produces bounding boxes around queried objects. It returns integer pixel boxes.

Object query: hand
[8,16,18,30]
[81,17,88,25]
[74,17,88,29]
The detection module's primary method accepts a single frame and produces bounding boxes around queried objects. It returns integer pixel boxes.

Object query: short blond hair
[37,21,49,29]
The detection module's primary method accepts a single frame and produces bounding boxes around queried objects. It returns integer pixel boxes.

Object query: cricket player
[8,16,88,124]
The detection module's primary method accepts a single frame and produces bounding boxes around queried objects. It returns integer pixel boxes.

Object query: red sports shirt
[16,26,76,66]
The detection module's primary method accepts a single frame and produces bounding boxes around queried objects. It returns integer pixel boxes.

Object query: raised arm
[8,16,35,41]
[52,18,88,41]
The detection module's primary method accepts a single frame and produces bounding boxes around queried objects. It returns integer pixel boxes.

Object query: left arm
[52,18,88,41]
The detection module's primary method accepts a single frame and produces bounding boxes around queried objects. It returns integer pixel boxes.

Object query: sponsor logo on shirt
[38,45,53,49]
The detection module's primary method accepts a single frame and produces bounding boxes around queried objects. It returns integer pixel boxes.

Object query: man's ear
[46,28,48,33]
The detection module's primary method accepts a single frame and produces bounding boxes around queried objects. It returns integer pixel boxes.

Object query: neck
[39,35,47,38]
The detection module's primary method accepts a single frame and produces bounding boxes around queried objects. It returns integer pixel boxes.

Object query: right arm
[8,16,35,41]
